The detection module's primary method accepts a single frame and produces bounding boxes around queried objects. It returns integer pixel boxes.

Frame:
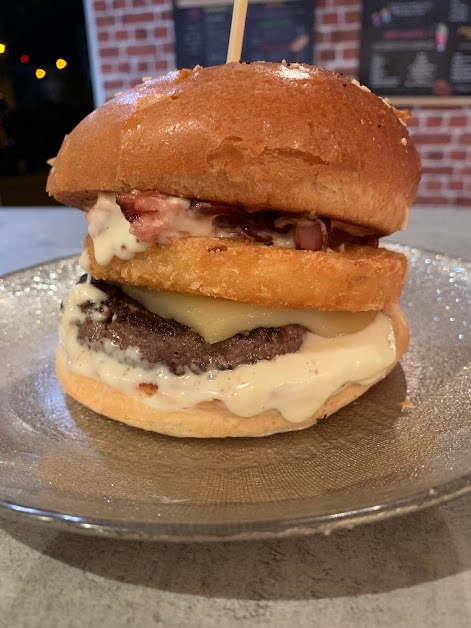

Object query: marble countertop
[1,206,470,628]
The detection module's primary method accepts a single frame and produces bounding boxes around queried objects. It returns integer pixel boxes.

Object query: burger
[47,62,421,438]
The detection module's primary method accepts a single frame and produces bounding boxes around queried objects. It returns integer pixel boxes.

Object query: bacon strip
[115,190,378,251]
[117,191,192,243]
[294,220,325,251]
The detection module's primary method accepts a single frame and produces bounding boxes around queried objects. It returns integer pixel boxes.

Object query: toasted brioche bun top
[47,62,421,235]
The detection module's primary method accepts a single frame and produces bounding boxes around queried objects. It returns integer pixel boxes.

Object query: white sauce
[60,283,396,424]
[86,193,296,265]
[86,193,151,265]
[79,249,91,272]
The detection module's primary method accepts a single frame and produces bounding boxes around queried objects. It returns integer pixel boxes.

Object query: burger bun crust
[47,62,421,235]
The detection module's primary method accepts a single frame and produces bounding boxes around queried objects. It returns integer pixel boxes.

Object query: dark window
[0,0,94,205]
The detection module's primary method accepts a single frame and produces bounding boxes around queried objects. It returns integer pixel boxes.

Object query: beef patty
[75,277,306,375]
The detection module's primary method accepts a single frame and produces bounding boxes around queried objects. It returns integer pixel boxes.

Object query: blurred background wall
[315,1,470,209]
[89,0,471,209]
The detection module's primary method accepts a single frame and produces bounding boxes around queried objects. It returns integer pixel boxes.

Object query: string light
[1,48,68,72]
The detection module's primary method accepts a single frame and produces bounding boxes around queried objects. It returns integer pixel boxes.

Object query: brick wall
[92,0,176,96]
[405,110,471,207]
[315,0,471,208]
[89,0,471,207]
[315,0,361,77]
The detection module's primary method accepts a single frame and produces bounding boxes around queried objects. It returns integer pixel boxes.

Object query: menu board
[173,0,314,68]
[359,1,471,97]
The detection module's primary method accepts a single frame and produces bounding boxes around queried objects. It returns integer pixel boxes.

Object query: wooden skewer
[226,0,249,63]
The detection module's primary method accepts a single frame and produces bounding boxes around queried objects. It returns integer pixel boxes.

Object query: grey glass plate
[0,247,470,541]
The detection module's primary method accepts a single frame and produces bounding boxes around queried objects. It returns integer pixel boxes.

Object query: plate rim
[1,250,470,541]
[1,477,470,542]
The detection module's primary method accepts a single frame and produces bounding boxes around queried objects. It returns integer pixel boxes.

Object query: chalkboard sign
[359,1,471,98]
[173,0,314,69]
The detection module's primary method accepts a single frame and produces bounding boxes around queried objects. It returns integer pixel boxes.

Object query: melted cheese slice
[122,285,375,343]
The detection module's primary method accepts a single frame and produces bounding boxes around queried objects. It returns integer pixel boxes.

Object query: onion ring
[84,236,407,312]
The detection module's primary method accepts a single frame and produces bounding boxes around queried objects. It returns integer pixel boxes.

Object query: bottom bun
[56,304,409,438]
